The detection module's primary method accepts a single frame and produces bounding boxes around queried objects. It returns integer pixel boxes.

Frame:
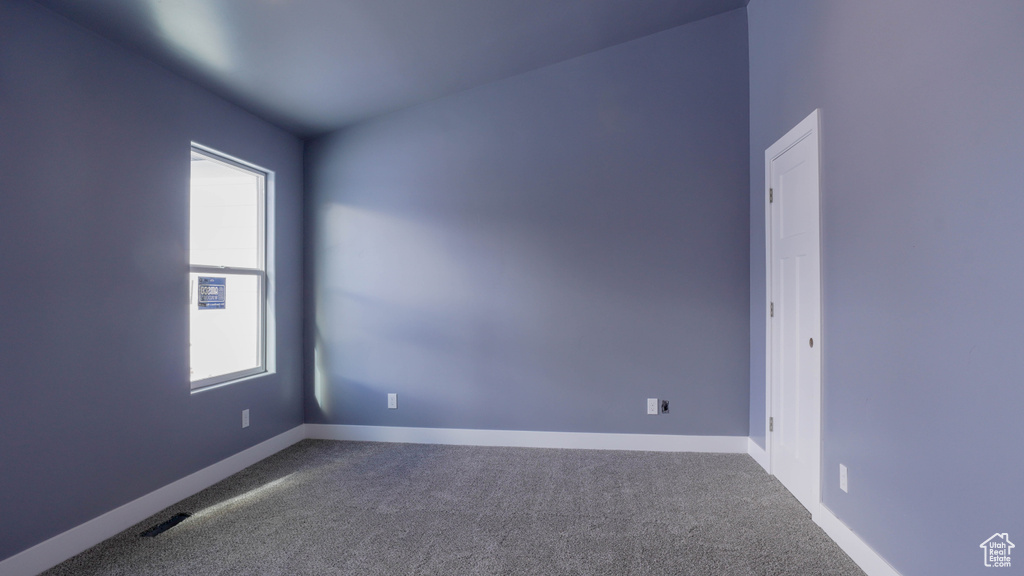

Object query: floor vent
[140,513,191,538]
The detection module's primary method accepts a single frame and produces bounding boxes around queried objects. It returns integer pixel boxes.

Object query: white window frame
[189,143,270,391]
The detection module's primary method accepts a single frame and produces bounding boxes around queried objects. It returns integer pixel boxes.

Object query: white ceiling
[38,0,747,137]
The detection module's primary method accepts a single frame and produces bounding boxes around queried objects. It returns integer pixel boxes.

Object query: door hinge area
[769,417,774,432]
[769,188,774,203]
[770,302,774,317]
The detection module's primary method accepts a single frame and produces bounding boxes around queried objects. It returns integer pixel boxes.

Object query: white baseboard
[0,424,899,576]
[745,436,898,576]
[814,503,901,576]
[746,437,769,471]
[305,424,748,453]
[0,425,305,576]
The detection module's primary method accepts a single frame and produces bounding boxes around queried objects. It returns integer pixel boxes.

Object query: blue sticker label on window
[198,277,226,310]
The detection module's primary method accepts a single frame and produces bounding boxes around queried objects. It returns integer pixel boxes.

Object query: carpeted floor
[43,440,865,575]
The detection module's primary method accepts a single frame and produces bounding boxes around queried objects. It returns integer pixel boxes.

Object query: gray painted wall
[748,1,1024,574]
[0,0,304,562]
[306,10,750,435]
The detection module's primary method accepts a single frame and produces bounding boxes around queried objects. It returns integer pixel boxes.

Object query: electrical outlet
[839,463,848,493]
[388,393,397,409]
[242,409,250,429]
[660,400,669,414]
[647,398,658,415]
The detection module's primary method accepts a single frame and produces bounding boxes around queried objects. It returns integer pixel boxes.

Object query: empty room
[1,1,1021,575]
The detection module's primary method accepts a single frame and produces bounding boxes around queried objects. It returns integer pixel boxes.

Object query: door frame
[764,108,822,513]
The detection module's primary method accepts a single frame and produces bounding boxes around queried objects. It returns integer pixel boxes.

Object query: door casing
[764,108,822,514]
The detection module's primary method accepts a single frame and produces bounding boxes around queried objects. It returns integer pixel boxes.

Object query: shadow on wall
[308,201,745,433]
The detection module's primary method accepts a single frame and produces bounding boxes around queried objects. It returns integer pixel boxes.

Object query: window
[189,145,269,389]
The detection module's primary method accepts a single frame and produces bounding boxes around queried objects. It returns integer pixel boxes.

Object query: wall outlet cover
[647,398,658,415]
[388,393,397,409]
[242,409,250,428]
[839,463,848,493]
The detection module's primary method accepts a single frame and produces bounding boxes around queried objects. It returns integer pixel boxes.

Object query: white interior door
[766,110,821,514]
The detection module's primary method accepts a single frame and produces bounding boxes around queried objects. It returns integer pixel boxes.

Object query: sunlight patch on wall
[314,203,486,400]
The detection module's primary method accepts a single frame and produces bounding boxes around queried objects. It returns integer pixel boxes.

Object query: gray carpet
[43,440,865,575]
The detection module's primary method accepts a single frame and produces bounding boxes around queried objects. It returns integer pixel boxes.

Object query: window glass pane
[189,273,262,382]
[190,152,262,269]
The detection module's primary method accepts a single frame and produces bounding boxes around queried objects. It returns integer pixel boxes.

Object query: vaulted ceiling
[37,0,747,137]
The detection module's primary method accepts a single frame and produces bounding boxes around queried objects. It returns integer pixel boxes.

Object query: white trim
[764,108,822,514]
[0,426,305,576]
[747,437,770,472]
[188,144,271,392]
[763,129,774,470]
[764,109,823,471]
[0,424,899,576]
[814,504,902,576]
[306,424,747,453]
